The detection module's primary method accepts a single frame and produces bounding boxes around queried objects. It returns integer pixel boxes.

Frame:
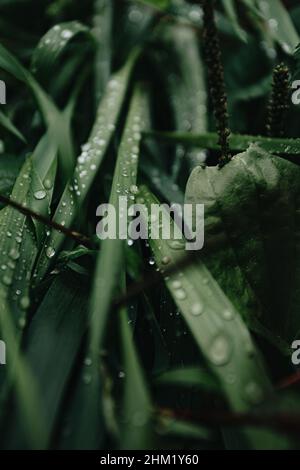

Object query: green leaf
[31,21,93,79]
[222,0,247,43]
[0,111,26,142]
[258,0,299,54]
[155,367,220,393]
[185,144,300,346]
[147,131,300,155]
[0,42,75,180]
[33,50,139,284]
[119,308,154,450]
[136,0,170,10]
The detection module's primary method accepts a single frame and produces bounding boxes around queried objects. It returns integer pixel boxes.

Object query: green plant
[1,0,300,451]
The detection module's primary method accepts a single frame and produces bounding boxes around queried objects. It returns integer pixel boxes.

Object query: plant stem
[266,63,290,138]
[201,0,231,167]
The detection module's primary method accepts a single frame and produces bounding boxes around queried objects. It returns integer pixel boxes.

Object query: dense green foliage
[1,0,300,450]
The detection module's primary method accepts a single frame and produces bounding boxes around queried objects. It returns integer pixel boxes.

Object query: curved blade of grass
[222,0,247,43]
[0,42,75,180]
[33,50,139,283]
[155,367,220,393]
[119,307,154,450]
[258,0,299,54]
[56,84,148,449]
[93,0,112,102]
[31,21,93,78]
[0,110,26,142]
[3,270,90,449]
[0,298,47,450]
[147,131,300,155]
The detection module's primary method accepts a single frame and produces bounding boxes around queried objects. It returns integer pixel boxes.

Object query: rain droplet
[2,275,12,286]
[175,289,186,301]
[61,29,73,39]
[172,280,182,290]
[168,239,185,250]
[18,316,27,329]
[20,296,30,310]
[162,256,170,265]
[9,248,20,261]
[34,190,47,200]
[130,185,139,195]
[44,179,53,190]
[46,247,56,259]
[209,334,232,366]
[190,302,204,316]
[82,373,92,385]
[84,357,92,366]
[244,381,264,405]
[222,309,234,321]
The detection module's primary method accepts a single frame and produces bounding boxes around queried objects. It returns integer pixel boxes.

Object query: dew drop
[34,190,47,200]
[46,247,56,259]
[175,289,186,301]
[82,373,92,385]
[9,248,20,261]
[18,316,27,329]
[20,296,30,310]
[190,302,204,316]
[162,256,170,265]
[222,309,234,321]
[44,179,53,190]
[2,275,12,286]
[209,334,232,366]
[244,381,264,405]
[172,280,182,290]
[61,29,73,39]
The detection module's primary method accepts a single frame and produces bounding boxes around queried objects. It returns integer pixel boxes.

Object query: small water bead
[1,265,6,271]
[172,280,182,290]
[9,248,20,261]
[175,289,186,301]
[84,357,92,366]
[190,302,204,316]
[46,247,56,259]
[61,29,73,39]
[118,371,125,379]
[130,185,139,195]
[127,239,134,247]
[209,334,232,366]
[18,316,27,329]
[244,381,264,405]
[222,309,235,321]
[44,179,53,190]
[34,190,47,200]
[15,236,22,244]
[20,296,30,310]
[82,373,92,385]
[6,231,12,238]
[161,256,170,265]
[3,275,12,286]
[149,258,155,266]
[90,164,97,171]
[168,240,185,250]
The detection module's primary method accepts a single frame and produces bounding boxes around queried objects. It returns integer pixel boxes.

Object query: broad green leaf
[185,144,300,346]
